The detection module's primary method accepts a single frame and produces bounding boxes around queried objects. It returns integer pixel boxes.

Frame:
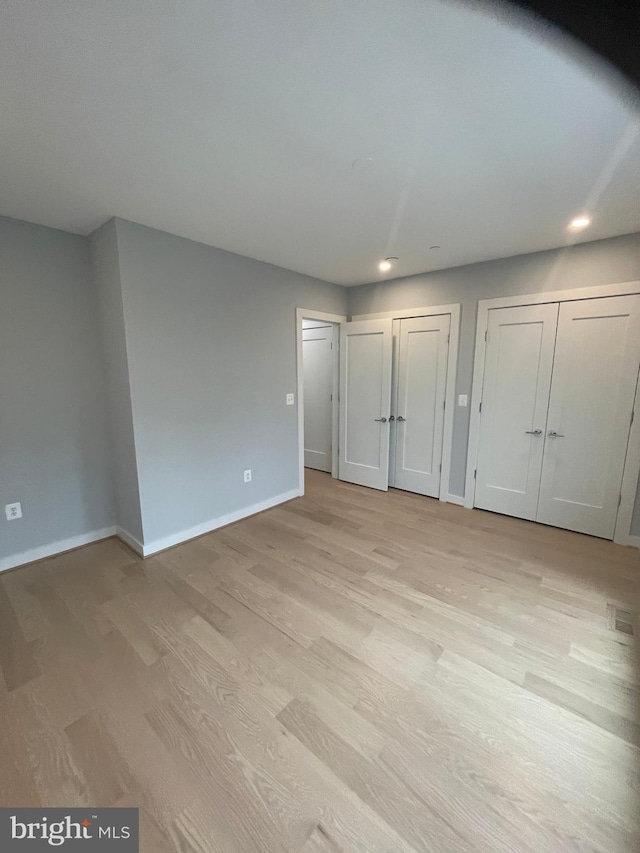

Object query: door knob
[525,429,542,435]
[548,430,564,437]
[396,416,406,422]
[389,415,395,421]
[374,417,388,423]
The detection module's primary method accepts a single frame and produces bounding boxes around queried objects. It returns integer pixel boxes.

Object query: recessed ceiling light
[378,257,398,273]
[569,215,591,230]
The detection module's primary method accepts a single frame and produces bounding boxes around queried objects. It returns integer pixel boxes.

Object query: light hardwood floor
[1,469,639,852]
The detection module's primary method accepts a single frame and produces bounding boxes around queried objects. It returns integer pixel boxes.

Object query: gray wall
[0,216,115,565]
[113,219,347,547]
[348,232,640,524]
[3,213,638,567]
[90,220,144,543]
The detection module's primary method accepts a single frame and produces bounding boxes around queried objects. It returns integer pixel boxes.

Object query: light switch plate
[458,394,468,407]
[286,393,295,406]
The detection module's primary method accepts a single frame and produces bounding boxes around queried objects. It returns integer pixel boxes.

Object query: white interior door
[302,325,334,472]
[391,315,450,497]
[475,303,558,520]
[537,295,640,538]
[339,319,392,490]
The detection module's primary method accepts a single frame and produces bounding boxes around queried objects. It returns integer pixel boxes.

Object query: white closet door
[391,315,450,497]
[302,325,334,472]
[339,319,393,490]
[475,303,558,520]
[537,295,640,538]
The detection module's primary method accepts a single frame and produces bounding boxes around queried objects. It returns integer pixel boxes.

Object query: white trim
[388,319,400,488]
[614,366,640,545]
[296,308,347,495]
[142,488,300,557]
[442,307,460,505]
[470,281,640,316]
[466,299,494,508]
[626,535,640,550]
[465,280,640,547]
[117,526,144,556]
[352,302,460,322]
[0,526,117,573]
[443,493,466,507]
[352,303,460,503]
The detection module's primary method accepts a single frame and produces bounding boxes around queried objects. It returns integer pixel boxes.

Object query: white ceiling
[1,0,639,286]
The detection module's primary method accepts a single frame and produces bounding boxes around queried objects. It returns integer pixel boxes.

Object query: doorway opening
[296,309,346,496]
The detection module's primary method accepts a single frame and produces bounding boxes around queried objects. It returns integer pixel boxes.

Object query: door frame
[296,308,346,496]
[350,303,461,503]
[465,280,640,546]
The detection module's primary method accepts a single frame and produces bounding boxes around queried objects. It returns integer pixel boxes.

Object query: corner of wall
[89,219,145,545]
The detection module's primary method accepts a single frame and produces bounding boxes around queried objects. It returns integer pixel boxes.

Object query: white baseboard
[442,493,465,507]
[0,526,117,573]
[141,488,301,557]
[0,491,302,572]
[117,527,145,556]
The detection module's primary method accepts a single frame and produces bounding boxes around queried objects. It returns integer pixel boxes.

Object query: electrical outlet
[458,394,468,407]
[5,502,22,520]
[286,393,295,406]
[244,469,252,483]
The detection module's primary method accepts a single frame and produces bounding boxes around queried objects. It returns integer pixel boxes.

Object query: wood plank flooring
[1,469,639,852]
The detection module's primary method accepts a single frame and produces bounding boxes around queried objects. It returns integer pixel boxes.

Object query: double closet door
[338,314,450,497]
[475,294,640,539]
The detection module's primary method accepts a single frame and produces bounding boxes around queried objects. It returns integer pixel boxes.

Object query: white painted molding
[352,303,461,503]
[142,488,301,557]
[441,306,460,505]
[626,534,640,550]
[466,280,640,547]
[443,493,466,507]
[296,307,346,496]
[0,526,117,573]
[117,527,145,556]
[614,368,640,545]
[474,280,640,315]
[351,303,461,322]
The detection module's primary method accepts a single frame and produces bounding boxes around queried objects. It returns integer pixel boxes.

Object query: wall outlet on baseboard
[5,502,22,520]
[244,469,252,483]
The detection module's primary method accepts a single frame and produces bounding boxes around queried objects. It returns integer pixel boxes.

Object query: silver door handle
[525,429,542,435]
[396,416,406,422]
[548,430,564,437]
[374,417,387,423]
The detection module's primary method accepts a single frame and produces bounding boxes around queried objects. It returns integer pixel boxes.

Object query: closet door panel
[392,315,450,497]
[475,303,558,520]
[338,319,393,490]
[537,294,640,538]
